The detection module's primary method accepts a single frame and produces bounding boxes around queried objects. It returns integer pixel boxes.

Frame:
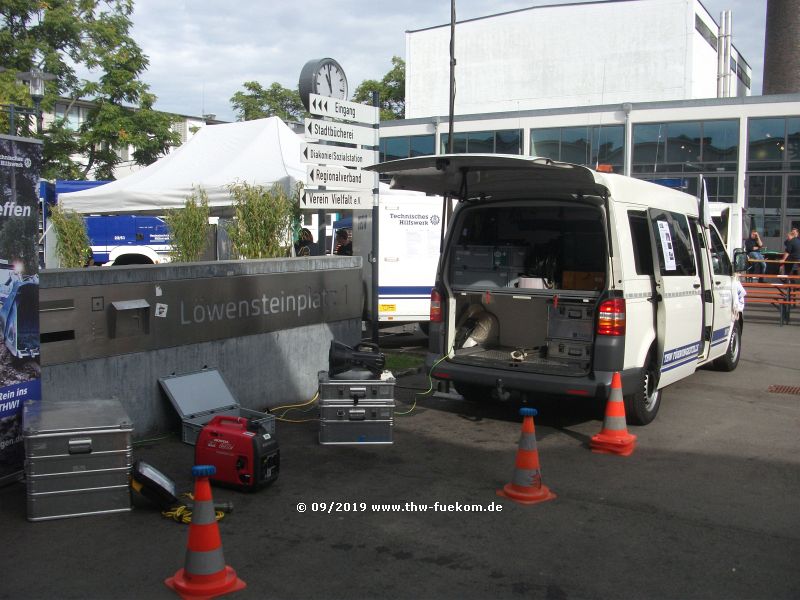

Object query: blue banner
[0,135,41,485]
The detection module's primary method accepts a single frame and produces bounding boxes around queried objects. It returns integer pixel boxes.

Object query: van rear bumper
[425,354,644,400]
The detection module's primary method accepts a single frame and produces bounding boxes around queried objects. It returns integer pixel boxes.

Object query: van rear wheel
[453,381,492,402]
[623,360,661,426]
[713,322,741,372]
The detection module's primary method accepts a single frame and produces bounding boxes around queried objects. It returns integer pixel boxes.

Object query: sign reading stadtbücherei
[0,134,42,487]
[304,118,378,148]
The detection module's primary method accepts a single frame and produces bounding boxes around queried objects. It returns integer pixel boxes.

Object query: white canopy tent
[58,117,306,214]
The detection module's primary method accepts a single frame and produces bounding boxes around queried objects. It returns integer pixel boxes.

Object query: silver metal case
[23,398,133,521]
[318,371,395,445]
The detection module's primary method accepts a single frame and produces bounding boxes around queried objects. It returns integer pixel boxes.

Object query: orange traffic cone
[590,372,637,456]
[497,407,556,505]
[165,465,246,600]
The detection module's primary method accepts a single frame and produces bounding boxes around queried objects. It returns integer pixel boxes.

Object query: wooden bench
[741,273,800,325]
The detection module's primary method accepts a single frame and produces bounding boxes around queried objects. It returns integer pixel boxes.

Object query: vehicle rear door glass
[649,210,697,277]
[628,211,654,276]
[708,225,732,275]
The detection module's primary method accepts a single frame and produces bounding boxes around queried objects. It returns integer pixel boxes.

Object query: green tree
[226,182,301,259]
[48,205,91,268]
[0,1,180,180]
[352,56,405,121]
[164,188,211,263]
[230,82,306,122]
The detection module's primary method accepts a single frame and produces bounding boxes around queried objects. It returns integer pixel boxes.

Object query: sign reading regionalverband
[302,190,372,210]
[304,118,378,147]
[306,164,374,190]
[307,93,379,125]
[0,134,41,487]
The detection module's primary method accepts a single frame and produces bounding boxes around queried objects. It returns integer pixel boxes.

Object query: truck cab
[85,215,171,265]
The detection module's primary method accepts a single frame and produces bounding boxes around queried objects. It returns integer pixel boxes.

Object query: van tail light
[430,288,443,323]
[597,298,626,336]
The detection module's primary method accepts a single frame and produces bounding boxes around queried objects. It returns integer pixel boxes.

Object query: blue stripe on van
[378,286,434,296]
[710,326,730,347]
[661,341,701,373]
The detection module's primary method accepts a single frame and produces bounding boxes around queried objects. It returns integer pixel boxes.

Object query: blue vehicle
[84,214,171,265]
[41,181,173,266]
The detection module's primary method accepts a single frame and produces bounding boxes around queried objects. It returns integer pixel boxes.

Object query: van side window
[649,210,697,277]
[708,226,732,276]
[628,211,654,276]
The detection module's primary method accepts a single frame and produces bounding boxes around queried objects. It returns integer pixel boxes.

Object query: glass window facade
[632,120,738,174]
[440,129,522,154]
[54,103,86,130]
[379,134,435,162]
[747,117,800,171]
[529,125,624,171]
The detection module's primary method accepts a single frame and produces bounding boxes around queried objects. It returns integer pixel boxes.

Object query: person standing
[781,228,800,276]
[294,228,316,257]
[334,229,352,256]
[744,229,766,277]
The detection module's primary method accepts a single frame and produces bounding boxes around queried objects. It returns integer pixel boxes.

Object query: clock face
[314,60,348,100]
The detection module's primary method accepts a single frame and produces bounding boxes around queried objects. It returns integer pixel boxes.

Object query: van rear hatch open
[368,155,617,387]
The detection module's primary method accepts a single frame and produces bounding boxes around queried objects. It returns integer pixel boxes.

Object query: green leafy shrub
[165,188,210,263]
[226,182,301,259]
[49,205,91,268]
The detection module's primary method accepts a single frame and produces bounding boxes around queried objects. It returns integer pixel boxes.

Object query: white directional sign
[302,143,377,168]
[305,118,378,147]
[307,93,379,125]
[307,164,375,190]
[301,189,372,210]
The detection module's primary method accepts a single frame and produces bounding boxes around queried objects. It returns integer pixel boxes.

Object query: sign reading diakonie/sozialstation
[302,88,378,211]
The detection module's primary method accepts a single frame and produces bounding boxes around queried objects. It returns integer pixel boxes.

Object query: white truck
[347,186,444,330]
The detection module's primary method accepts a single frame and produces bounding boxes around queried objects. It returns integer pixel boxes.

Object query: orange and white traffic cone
[165,465,246,600]
[496,407,556,505]
[590,372,637,456]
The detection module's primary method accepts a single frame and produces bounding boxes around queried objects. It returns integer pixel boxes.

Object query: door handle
[693,283,701,289]
[714,281,721,286]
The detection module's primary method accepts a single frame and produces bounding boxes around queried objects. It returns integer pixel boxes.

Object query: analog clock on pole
[299,58,349,110]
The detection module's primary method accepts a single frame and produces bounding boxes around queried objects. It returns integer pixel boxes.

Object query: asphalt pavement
[1,316,799,600]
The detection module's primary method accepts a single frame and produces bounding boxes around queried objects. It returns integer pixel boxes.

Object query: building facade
[380,94,800,252]
[405,0,751,119]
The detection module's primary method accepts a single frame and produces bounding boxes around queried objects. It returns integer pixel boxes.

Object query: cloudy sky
[129,0,767,122]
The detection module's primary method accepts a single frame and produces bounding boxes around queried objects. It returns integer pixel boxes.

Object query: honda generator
[195,415,280,491]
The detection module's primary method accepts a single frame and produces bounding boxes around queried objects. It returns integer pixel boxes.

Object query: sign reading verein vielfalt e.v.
[0,134,42,486]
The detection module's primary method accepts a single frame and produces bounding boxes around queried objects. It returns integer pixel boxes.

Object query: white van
[368,155,746,425]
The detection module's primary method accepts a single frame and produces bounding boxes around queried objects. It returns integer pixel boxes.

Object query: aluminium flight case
[318,371,395,445]
[23,398,133,522]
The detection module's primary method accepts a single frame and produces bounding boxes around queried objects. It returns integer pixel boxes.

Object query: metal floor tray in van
[453,346,587,376]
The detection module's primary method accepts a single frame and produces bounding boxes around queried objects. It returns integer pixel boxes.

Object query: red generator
[195,415,280,491]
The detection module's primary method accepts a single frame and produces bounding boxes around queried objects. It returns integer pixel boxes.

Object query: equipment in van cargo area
[561,271,605,290]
